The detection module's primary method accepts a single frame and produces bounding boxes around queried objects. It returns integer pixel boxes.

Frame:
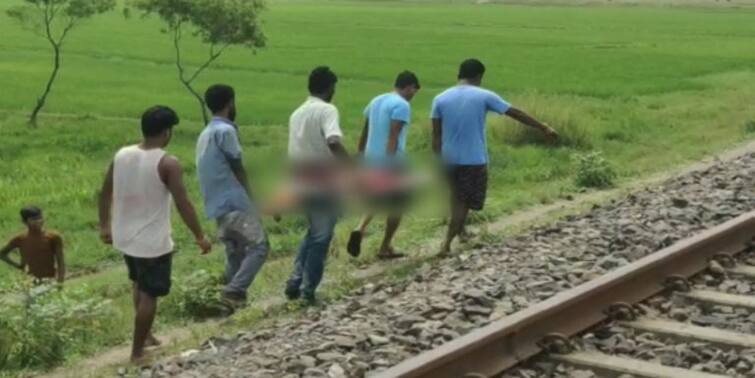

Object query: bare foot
[459,230,473,243]
[130,351,151,366]
[145,334,162,348]
[377,248,406,260]
[438,242,451,258]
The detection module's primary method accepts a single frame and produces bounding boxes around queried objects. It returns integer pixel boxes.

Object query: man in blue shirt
[347,71,421,259]
[196,84,269,306]
[431,59,558,256]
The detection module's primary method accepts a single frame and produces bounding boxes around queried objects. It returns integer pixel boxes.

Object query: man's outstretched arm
[160,156,212,254]
[98,162,114,244]
[504,107,558,140]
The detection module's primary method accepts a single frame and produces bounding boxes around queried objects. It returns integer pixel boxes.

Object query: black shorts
[446,164,488,211]
[124,253,173,298]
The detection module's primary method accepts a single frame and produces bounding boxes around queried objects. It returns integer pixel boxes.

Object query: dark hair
[205,84,235,114]
[20,206,42,222]
[141,106,179,137]
[308,66,338,95]
[394,71,420,90]
[458,59,486,80]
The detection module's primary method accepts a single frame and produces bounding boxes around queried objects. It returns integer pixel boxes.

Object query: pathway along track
[378,211,755,378]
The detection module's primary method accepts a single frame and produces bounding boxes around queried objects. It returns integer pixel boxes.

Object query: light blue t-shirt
[364,92,411,166]
[196,117,251,219]
[430,85,511,165]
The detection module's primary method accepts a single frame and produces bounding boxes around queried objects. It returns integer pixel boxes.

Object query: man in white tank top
[98,106,212,363]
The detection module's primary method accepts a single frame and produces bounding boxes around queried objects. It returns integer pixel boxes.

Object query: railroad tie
[621,318,755,350]
[552,351,731,378]
[727,265,755,280]
[680,289,755,310]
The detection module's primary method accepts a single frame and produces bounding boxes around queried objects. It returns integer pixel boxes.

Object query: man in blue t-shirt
[431,59,558,256]
[347,71,421,259]
[196,84,269,306]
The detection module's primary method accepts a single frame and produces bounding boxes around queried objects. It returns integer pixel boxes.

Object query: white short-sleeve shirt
[288,96,343,162]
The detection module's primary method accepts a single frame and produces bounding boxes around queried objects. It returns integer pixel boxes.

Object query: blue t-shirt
[364,92,411,166]
[430,85,511,165]
[196,117,251,219]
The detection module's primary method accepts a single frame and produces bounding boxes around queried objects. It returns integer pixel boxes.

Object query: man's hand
[542,124,559,142]
[196,236,212,255]
[99,226,112,245]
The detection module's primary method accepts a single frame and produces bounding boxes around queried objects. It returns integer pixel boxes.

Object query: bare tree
[7,0,116,127]
[131,0,266,124]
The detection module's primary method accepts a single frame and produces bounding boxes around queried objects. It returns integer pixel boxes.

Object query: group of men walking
[93,58,557,362]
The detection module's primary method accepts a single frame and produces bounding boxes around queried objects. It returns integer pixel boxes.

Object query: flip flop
[377,250,406,260]
[347,230,362,257]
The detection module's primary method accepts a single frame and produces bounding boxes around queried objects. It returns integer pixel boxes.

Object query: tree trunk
[30,33,62,127]
[181,79,209,124]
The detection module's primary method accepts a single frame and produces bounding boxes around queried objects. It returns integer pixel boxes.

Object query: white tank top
[112,145,174,258]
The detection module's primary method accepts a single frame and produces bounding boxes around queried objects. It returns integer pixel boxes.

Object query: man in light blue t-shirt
[347,71,421,259]
[431,59,558,256]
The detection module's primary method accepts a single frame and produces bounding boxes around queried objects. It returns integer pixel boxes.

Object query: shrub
[0,280,117,371]
[744,120,755,134]
[163,269,229,320]
[574,151,617,188]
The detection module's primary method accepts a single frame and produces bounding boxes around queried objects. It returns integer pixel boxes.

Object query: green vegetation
[0,280,119,372]
[574,151,617,188]
[1,0,755,375]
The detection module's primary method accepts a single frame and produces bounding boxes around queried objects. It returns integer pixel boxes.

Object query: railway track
[376,211,755,378]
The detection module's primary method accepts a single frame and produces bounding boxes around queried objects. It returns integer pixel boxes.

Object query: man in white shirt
[98,106,212,363]
[285,66,350,305]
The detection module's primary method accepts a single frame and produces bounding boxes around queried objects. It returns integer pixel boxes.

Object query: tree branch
[172,21,209,123]
[57,17,78,46]
[172,21,185,83]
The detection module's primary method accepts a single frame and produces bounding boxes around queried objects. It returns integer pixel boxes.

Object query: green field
[1,0,755,374]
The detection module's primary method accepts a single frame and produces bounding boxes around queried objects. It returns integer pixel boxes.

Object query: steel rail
[377,210,755,378]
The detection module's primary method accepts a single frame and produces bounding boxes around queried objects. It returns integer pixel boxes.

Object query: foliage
[163,269,229,320]
[744,120,755,134]
[574,151,617,189]
[129,0,266,123]
[0,279,118,371]
[6,0,115,126]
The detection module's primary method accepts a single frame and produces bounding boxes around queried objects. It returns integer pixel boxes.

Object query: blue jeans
[287,207,339,298]
[217,210,269,298]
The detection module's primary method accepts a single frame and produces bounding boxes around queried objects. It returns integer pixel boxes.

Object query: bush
[744,120,755,134]
[163,269,229,320]
[574,151,617,188]
[0,280,117,371]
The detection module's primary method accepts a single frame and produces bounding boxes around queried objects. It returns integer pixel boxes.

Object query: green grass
[1,0,755,374]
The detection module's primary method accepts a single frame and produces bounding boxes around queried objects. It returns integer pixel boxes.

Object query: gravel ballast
[144,152,755,378]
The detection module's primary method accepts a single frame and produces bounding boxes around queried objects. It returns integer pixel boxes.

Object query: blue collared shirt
[196,117,251,219]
